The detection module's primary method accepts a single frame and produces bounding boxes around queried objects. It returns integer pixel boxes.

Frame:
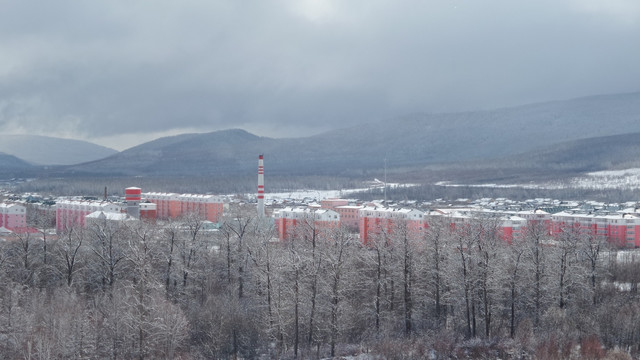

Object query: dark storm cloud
[1,0,639,149]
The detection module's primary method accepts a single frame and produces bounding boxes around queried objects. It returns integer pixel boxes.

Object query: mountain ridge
[26,91,640,181]
[67,91,640,177]
[0,135,118,166]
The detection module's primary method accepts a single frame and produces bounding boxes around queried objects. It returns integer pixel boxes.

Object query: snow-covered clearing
[437,168,640,191]
[247,181,417,203]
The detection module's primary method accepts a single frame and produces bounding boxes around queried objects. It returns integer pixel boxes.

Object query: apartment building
[274,207,340,241]
[143,192,224,223]
[0,203,27,229]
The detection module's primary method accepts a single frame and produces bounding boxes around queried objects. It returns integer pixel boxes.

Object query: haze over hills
[0,152,41,180]
[63,91,640,179]
[404,131,640,185]
[312,91,640,166]
[0,152,33,170]
[498,132,640,172]
[0,135,118,166]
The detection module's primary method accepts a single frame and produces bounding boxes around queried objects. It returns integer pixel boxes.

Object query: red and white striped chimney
[257,155,265,217]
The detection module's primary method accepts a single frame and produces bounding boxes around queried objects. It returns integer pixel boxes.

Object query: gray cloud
[1,0,639,150]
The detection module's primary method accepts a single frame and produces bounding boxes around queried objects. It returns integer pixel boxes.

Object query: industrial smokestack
[257,155,265,217]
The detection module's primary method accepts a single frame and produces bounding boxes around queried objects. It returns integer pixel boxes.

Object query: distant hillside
[67,129,279,176]
[306,91,640,167]
[66,91,640,178]
[0,135,118,165]
[0,152,35,177]
[500,132,640,172]
[410,132,640,185]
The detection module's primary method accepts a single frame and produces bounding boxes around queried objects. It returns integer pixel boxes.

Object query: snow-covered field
[435,181,540,189]
[246,168,640,203]
[263,189,364,203]
[247,181,417,203]
[570,168,640,190]
[438,168,640,191]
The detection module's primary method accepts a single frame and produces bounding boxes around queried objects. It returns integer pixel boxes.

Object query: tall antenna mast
[384,157,387,204]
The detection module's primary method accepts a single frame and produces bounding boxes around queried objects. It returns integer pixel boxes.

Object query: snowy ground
[247,181,417,204]
[435,181,541,189]
[437,168,640,191]
[263,188,364,203]
[247,168,640,204]
[570,168,640,190]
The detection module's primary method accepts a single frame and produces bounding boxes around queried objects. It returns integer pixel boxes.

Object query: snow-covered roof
[86,211,132,221]
[55,200,123,209]
[143,192,224,203]
[335,205,364,210]
[275,207,340,220]
[551,211,640,222]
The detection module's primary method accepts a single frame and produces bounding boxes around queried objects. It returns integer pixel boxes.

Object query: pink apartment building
[551,211,640,248]
[143,192,225,223]
[0,203,27,229]
[358,207,424,244]
[319,199,362,231]
[56,200,124,232]
[275,207,340,241]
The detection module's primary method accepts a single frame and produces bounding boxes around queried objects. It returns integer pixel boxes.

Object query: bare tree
[423,216,450,330]
[452,220,477,338]
[245,222,280,346]
[178,212,206,289]
[580,232,608,305]
[325,228,353,357]
[553,223,582,309]
[88,217,127,290]
[522,219,550,327]
[366,232,390,333]
[389,221,417,336]
[219,207,254,299]
[12,229,39,285]
[473,217,503,338]
[57,225,84,287]
[161,218,180,294]
[26,203,56,269]
[506,231,526,338]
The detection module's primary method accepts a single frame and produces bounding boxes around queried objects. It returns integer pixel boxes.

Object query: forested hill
[309,91,640,168]
[395,131,640,187]
[0,152,34,176]
[64,91,640,177]
[0,135,117,165]
[494,131,640,172]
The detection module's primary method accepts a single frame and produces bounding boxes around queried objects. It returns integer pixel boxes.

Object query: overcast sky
[1,0,639,150]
